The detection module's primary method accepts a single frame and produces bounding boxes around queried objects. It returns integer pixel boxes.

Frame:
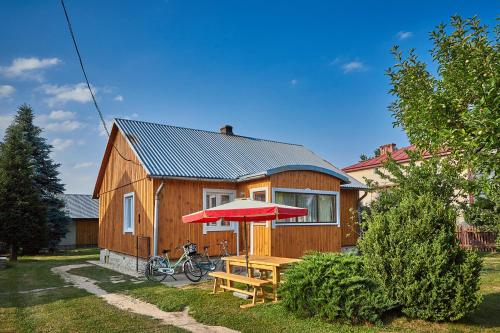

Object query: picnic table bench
[209,271,271,308]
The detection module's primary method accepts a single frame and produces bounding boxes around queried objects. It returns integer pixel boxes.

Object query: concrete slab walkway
[88,260,213,288]
[52,263,238,333]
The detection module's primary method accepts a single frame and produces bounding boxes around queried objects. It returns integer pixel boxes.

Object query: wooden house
[59,194,99,248]
[93,119,367,267]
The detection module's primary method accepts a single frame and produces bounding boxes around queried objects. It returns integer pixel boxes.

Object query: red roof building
[342,144,437,172]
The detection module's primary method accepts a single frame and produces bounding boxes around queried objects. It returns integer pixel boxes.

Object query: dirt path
[52,264,238,333]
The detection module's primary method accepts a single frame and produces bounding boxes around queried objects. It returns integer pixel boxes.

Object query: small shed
[59,194,99,248]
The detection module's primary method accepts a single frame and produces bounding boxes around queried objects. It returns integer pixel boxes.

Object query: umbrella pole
[243,217,250,277]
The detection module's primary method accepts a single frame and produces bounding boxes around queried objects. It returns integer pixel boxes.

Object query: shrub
[279,252,393,324]
[359,157,483,321]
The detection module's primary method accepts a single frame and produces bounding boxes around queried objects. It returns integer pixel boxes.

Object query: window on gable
[123,192,134,233]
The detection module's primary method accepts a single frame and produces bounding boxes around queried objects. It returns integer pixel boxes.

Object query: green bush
[279,252,393,324]
[359,157,483,321]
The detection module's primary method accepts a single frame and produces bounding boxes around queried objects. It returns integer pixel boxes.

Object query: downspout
[153,182,165,257]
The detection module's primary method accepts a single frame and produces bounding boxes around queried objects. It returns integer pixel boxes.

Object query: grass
[2,250,499,333]
[0,248,186,333]
[69,253,500,333]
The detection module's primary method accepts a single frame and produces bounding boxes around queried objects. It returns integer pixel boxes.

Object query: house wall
[75,218,99,246]
[153,178,239,257]
[345,161,413,206]
[340,189,360,246]
[97,130,155,257]
[269,171,345,257]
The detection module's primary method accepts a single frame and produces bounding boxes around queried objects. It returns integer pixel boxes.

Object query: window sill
[123,230,134,234]
[205,228,233,232]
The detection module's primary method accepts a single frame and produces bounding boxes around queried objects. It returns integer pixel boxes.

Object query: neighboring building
[93,119,367,268]
[59,194,99,248]
[342,143,446,206]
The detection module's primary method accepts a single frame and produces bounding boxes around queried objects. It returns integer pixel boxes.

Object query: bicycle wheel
[145,256,168,282]
[183,259,203,282]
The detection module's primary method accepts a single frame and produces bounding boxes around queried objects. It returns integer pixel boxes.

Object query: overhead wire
[60,0,141,167]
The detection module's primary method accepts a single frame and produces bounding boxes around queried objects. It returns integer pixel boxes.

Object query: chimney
[379,143,396,155]
[220,124,234,135]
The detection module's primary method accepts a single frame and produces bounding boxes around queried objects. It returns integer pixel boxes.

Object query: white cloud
[114,94,124,102]
[289,79,299,87]
[341,61,366,73]
[74,162,96,169]
[397,31,413,40]
[0,114,13,134]
[0,57,60,80]
[42,83,94,106]
[330,57,367,74]
[45,120,82,132]
[49,110,75,120]
[0,85,15,98]
[50,138,74,152]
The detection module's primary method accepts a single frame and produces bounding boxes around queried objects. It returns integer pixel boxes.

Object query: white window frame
[123,192,135,234]
[202,188,237,234]
[249,187,269,255]
[271,187,340,228]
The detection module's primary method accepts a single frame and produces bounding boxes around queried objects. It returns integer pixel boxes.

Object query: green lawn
[70,252,500,333]
[1,250,499,333]
[0,248,185,333]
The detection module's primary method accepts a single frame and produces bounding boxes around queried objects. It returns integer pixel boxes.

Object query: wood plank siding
[269,171,344,257]
[96,130,155,256]
[153,179,238,257]
[75,219,99,246]
[340,189,360,246]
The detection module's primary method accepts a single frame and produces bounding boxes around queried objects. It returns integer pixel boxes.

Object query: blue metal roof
[114,118,367,189]
[61,194,99,219]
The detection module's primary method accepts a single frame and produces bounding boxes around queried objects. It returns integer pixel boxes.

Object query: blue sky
[0,1,497,193]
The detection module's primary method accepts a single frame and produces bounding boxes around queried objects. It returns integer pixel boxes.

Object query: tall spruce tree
[0,118,46,260]
[14,105,70,252]
[0,105,70,258]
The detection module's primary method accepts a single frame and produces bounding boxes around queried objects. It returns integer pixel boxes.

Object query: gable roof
[342,145,447,172]
[61,194,98,219]
[94,118,368,196]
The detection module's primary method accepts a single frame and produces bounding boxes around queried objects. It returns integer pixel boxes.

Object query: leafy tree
[13,105,70,252]
[387,16,499,232]
[359,155,482,321]
[373,148,381,157]
[359,154,369,161]
[0,121,47,260]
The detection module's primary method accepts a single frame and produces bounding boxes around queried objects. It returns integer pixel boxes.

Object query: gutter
[153,182,165,256]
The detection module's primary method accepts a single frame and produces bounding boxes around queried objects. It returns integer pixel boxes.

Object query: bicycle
[144,241,203,282]
[190,239,232,276]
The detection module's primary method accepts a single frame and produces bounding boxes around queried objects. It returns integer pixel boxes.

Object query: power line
[60,0,141,167]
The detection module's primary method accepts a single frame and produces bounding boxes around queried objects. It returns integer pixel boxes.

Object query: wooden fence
[456,226,497,252]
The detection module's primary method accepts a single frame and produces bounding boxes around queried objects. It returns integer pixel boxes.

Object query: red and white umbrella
[182,198,308,275]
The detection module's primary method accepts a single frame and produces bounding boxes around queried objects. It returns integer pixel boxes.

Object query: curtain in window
[297,194,317,222]
[318,195,335,222]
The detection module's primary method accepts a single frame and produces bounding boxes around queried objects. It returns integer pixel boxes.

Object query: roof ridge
[114,118,304,147]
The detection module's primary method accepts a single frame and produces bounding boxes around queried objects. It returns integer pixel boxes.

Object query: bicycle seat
[204,245,210,250]
[162,249,170,254]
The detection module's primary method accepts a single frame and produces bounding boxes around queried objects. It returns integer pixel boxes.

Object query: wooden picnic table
[222,255,301,301]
